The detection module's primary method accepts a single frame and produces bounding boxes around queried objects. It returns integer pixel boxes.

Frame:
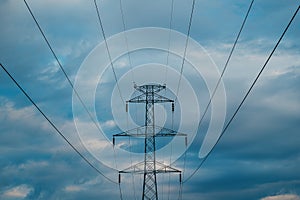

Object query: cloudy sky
[1,0,300,200]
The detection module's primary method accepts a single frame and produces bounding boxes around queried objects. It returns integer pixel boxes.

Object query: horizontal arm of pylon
[127,93,146,103]
[119,161,181,174]
[127,93,174,103]
[154,126,187,137]
[113,125,147,137]
[155,161,182,173]
[153,93,174,103]
[119,161,144,174]
[113,125,187,140]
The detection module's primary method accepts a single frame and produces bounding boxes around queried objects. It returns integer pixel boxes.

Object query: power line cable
[164,0,175,85]
[181,0,254,182]
[93,0,125,105]
[172,1,196,197]
[94,0,135,200]
[163,1,175,199]
[184,4,300,183]
[194,0,254,141]
[118,1,137,198]
[0,63,118,184]
[128,136,137,200]
[23,0,111,154]
[118,183,124,200]
[178,182,183,200]
[167,142,173,200]
[23,0,88,113]
[119,0,135,82]
[175,0,196,102]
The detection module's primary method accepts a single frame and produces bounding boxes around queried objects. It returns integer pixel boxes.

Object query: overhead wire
[179,140,187,200]
[23,0,99,131]
[172,0,196,198]
[175,0,196,102]
[163,0,175,199]
[93,0,125,105]
[23,0,119,183]
[119,0,135,82]
[178,183,183,200]
[118,183,124,200]
[164,0,175,85]
[93,1,126,199]
[0,63,118,184]
[193,0,254,164]
[119,0,139,132]
[184,4,300,183]
[128,136,137,200]
[167,139,173,200]
[95,0,136,198]
[181,0,254,182]
[119,0,137,198]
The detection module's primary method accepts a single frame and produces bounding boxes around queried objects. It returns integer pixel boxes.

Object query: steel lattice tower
[113,84,186,200]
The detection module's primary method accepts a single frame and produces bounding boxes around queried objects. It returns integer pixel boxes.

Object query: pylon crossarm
[113,126,146,146]
[113,125,188,146]
[119,161,181,175]
[119,169,180,175]
[153,93,174,103]
[127,93,146,103]
[154,133,186,137]
[155,161,181,173]
[128,93,173,103]
[119,161,144,174]
[113,126,146,137]
[113,126,187,138]
[154,126,187,137]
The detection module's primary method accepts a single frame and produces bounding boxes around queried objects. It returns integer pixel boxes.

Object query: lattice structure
[114,84,186,200]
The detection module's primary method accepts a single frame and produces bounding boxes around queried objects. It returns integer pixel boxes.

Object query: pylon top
[127,83,173,104]
[134,83,166,94]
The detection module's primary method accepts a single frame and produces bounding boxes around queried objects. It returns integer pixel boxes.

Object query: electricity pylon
[113,84,187,200]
